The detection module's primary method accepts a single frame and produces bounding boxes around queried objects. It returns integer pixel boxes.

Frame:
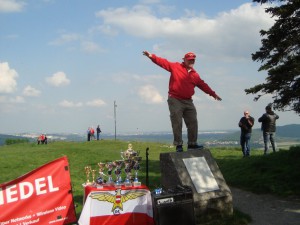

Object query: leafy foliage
[246,0,300,114]
[5,138,30,145]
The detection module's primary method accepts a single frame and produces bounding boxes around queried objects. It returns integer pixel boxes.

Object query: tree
[245,0,300,114]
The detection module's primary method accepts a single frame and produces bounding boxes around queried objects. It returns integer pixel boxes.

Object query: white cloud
[113,72,165,84]
[59,100,83,108]
[89,25,118,36]
[0,95,24,103]
[49,32,105,53]
[138,85,164,104]
[46,72,70,87]
[0,62,18,93]
[95,6,157,38]
[96,3,274,61]
[86,99,106,107]
[0,0,25,13]
[49,33,80,46]
[10,95,24,103]
[81,41,103,53]
[23,85,41,97]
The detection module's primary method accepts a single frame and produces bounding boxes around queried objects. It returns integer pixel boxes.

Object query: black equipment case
[151,185,195,225]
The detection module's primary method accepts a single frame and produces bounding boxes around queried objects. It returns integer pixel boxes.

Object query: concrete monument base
[160,148,233,224]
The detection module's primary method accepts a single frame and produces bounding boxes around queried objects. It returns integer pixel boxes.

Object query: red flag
[79,186,154,225]
[0,156,77,225]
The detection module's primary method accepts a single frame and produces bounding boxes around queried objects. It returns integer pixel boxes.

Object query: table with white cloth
[78,184,154,225]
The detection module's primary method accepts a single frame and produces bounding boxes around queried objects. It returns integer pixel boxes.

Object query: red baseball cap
[184,52,196,60]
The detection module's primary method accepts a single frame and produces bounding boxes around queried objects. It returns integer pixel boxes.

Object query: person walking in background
[96,125,102,140]
[258,104,279,155]
[238,111,255,157]
[143,51,222,152]
[87,127,91,141]
[90,127,95,140]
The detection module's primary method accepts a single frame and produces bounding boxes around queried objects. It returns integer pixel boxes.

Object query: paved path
[230,187,300,225]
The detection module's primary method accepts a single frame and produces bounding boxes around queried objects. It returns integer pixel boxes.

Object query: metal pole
[146,147,149,187]
[114,101,117,141]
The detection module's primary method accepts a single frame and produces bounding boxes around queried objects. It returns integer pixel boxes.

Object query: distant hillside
[0,124,299,147]
[227,124,300,138]
[0,133,85,146]
[276,124,300,138]
[221,124,300,149]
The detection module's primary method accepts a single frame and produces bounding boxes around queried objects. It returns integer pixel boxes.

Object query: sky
[0,0,299,135]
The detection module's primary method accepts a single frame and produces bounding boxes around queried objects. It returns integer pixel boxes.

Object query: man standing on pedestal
[143,51,222,152]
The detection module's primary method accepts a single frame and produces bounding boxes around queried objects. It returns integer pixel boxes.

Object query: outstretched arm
[143,51,174,72]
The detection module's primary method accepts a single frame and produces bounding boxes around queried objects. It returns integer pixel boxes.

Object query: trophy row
[84,144,142,187]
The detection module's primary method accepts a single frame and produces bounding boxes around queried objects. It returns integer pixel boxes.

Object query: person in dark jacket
[238,111,255,157]
[96,125,102,140]
[258,104,279,155]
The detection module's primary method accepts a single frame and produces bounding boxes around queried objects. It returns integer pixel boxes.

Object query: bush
[5,139,30,145]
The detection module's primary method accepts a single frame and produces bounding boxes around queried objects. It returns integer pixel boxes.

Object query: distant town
[1,124,299,149]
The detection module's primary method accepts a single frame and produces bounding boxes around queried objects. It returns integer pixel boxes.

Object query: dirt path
[230,187,300,225]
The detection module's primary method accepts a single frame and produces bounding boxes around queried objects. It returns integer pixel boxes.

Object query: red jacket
[151,54,217,100]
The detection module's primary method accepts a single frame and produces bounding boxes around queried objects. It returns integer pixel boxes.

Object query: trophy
[113,160,124,187]
[84,166,92,185]
[124,159,133,187]
[133,156,142,186]
[128,143,133,151]
[96,162,106,186]
[91,169,96,185]
[105,162,115,184]
[123,143,137,159]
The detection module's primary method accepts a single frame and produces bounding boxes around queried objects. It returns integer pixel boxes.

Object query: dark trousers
[240,133,251,156]
[263,132,276,154]
[167,97,198,146]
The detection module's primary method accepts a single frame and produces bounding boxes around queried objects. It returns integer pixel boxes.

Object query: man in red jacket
[143,51,222,152]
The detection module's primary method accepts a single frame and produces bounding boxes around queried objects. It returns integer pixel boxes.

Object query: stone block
[160,148,233,224]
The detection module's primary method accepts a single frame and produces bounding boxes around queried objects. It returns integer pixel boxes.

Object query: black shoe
[176,145,183,152]
[187,144,204,150]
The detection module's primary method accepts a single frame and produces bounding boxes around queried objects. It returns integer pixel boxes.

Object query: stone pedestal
[160,148,233,224]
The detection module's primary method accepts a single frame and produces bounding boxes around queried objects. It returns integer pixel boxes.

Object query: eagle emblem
[90,189,147,214]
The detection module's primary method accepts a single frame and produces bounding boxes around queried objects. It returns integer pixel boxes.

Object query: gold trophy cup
[84,166,92,185]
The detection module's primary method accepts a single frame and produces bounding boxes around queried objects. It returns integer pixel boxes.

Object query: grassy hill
[0,140,299,225]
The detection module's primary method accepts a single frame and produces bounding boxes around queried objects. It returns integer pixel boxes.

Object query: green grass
[0,140,299,225]
[212,146,300,197]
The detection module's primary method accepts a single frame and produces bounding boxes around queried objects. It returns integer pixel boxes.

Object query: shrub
[5,139,30,145]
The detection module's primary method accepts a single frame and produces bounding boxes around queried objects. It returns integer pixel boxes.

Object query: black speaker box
[152,186,195,225]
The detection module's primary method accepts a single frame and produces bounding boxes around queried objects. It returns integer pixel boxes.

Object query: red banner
[0,156,77,225]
